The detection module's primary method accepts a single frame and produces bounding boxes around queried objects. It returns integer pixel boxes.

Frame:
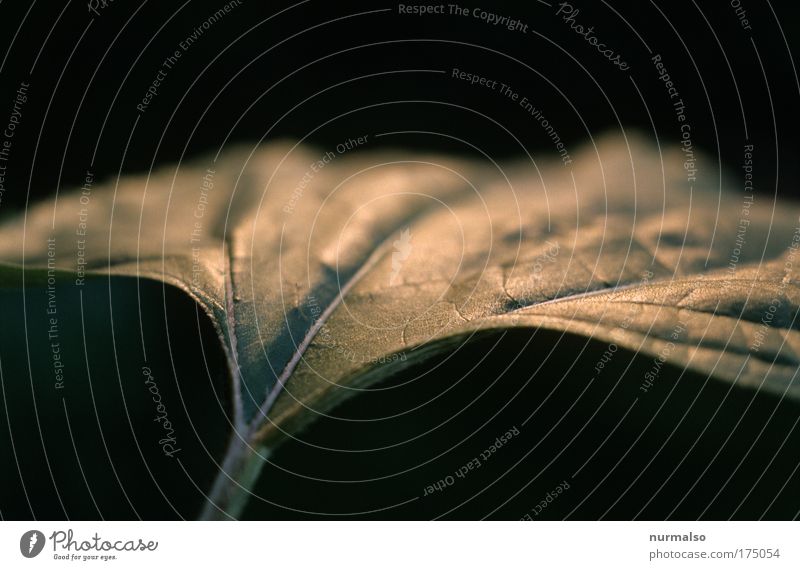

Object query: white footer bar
[1,521,797,568]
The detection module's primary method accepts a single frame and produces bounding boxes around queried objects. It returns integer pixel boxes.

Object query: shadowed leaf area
[1,275,797,518]
[245,329,800,520]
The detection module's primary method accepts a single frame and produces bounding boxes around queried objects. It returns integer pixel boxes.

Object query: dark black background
[1,0,800,520]
[0,0,798,212]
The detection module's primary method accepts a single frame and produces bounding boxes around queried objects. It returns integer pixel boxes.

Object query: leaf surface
[2,134,798,518]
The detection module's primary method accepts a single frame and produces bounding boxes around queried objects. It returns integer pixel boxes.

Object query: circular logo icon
[20,530,45,558]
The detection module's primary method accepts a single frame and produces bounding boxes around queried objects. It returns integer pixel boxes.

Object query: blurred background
[0,0,797,212]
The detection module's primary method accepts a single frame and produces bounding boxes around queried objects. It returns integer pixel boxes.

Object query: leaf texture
[2,134,798,518]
